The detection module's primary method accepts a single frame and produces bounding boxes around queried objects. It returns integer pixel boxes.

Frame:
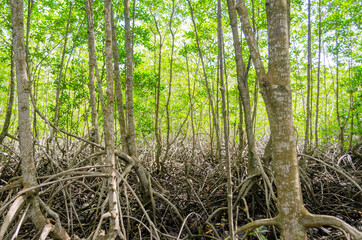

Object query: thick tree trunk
[10,1,70,239]
[264,0,308,237]
[237,0,307,238]
[234,0,362,239]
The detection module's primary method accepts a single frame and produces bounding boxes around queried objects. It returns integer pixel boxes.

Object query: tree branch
[235,0,266,81]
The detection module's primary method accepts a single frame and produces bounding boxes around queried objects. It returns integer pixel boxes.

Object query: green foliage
[0,0,360,150]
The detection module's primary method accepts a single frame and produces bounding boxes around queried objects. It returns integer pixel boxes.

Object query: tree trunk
[187,0,221,166]
[10,1,70,238]
[184,44,196,176]
[124,0,150,199]
[161,0,176,172]
[303,0,312,158]
[85,0,100,144]
[104,0,121,237]
[314,0,321,148]
[234,0,362,239]
[125,0,137,158]
[217,0,234,237]
[150,10,164,171]
[336,31,344,154]
[111,5,128,153]
[226,0,259,174]
[0,41,15,145]
[237,0,308,238]
[53,2,73,127]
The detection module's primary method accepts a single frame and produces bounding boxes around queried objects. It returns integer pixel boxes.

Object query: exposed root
[228,217,278,239]
[303,213,362,240]
[0,138,361,239]
[0,195,25,239]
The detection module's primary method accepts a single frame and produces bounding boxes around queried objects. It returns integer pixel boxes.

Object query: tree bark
[237,0,308,238]
[217,0,234,237]
[314,0,321,148]
[124,0,151,200]
[161,0,176,172]
[125,0,137,158]
[111,5,128,153]
[234,0,362,239]
[104,0,121,237]
[184,44,196,176]
[85,0,100,144]
[10,0,70,238]
[303,0,312,158]
[226,0,259,174]
[0,41,15,145]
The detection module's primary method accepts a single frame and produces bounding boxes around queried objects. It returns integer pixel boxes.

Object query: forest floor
[0,138,361,239]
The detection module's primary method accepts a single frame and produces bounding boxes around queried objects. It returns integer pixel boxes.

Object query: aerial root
[227,217,278,240]
[0,195,25,239]
[302,213,362,240]
[39,223,54,240]
[229,211,362,240]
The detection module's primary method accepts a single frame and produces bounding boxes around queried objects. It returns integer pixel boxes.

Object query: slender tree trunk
[111,5,128,153]
[124,0,150,200]
[150,10,164,170]
[54,2,73,127]
[238,93,244,157]
[223,45,230,136]
[185,44,195,176]
[250,0,259,135]
[217,0,234,237]
[161,0,176,172]
[86,0,106,130]
[0,42,15,145]
[226,0,259,174]
[104,0,121,237]
[25,0,33,72]
[314,0,321,148]
[335,34,344,154]
[187,0,221,166]
[125,0,137,158]
[304,0,312,157]
[85,0,100,144]
[323,48,329,144]
[32,66,40,140]
[347,58,353,151]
